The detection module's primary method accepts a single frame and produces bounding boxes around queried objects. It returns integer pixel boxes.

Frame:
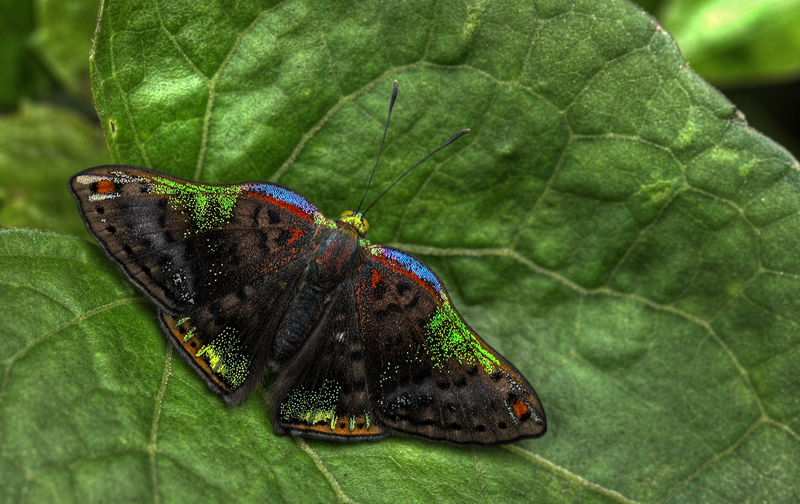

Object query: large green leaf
[3,0,800,502]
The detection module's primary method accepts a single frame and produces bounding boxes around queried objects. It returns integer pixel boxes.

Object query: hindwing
[270,279,387,440]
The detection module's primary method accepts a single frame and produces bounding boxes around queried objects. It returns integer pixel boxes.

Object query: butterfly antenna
[355,80,399,214]
[361,128,470,217]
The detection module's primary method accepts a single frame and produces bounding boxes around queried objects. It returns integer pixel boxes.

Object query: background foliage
[2,0,800,503]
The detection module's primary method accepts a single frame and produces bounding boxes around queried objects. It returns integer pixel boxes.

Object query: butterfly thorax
[309,225,367,291]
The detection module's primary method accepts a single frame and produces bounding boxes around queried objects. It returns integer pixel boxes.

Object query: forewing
[270,280,387,441]
[69,165,323,404]
[69,166,320,311]
[357,246,546,445]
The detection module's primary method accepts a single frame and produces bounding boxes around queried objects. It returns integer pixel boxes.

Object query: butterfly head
[339,211,369,236]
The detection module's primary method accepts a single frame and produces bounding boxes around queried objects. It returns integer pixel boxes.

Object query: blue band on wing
[243,184,320,221]
[371,246,443,295]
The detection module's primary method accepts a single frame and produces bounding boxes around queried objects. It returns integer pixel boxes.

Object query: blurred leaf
[4,0,800,502]
[631,0,664,16]
[659,0,800,85]
[0,102,110,238]
[0,0,53,108]
[29,0,101,103]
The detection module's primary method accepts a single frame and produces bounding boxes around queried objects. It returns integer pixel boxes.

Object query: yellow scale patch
[280,379,381,436]
[195,326,249,388]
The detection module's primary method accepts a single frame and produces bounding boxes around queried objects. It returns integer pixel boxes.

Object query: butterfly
[69,83,546,445]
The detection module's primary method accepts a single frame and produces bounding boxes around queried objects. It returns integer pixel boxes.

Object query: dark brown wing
[356,246,546,445]
[69,165,323,404]
[270,279,387,441]
[268,242,546,445]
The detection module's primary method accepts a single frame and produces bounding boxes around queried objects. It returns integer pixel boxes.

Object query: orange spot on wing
[512,398,530,419]
[371,270,382,288]
[291,229,305,243]
[96,180,115,194]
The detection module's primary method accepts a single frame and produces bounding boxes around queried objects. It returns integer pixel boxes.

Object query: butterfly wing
[357,246,546,445]
[270,278,387,441]
[69,166,323,404]
[270,242,545,445]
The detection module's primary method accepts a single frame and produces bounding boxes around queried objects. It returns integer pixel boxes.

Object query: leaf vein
[504,445,641,504]
[296,439,359,504]
[195,6,272,179]
[657,418,764,503]
[151,0,211,83]
[303,0,343,97]
[149,348,173,504]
